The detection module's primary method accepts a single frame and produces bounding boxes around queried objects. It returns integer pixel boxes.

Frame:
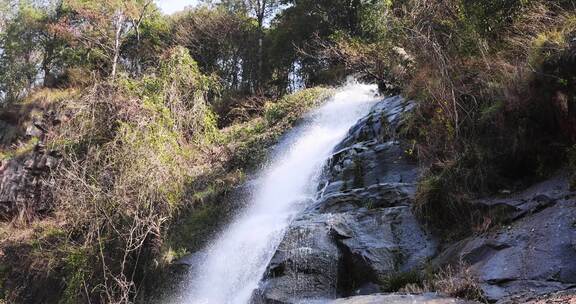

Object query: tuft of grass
[0,136,41,164]
[14,137,40,157]
[264,87,331,127]
[382,271,423,292]
[529,14,576,67]
[401,262,486,302]
[0,151,12,162]
[22,88,79,106]
[166,200,230,256]
[413,161,483,240]
[162,247,189,265]
[61,247,90,304]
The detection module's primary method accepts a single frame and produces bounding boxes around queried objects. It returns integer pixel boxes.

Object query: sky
[156,0,199,15]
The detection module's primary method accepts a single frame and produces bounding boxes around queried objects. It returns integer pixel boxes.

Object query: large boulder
[434,172,576,303]
[253,206,438,303]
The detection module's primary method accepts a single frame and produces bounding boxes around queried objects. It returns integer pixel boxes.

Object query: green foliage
[15,42,331,303]
[460,0,531,37]
[267,0,375,88]
[529,16,576,66]
[59,0,164,78]
[0,2,48,103]
[171,6,260,93]
[123,5,170,73]
[167,202,230,254]
[120,46,220,142]
[339,0,576,237]
[26,46,224,302]
[161,247,189,264]
[382,271,423,292]
[226,87,331,169]
[414,160,482,239]
[61,248,90,304]
[264,87,329,125]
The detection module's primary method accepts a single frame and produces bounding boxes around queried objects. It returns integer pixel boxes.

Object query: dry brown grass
[392,1,576,237]
[402,262,485,302]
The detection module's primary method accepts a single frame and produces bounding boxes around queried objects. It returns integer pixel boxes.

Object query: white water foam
[182,82,380,304]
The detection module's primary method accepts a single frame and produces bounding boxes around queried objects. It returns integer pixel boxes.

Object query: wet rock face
[253,96,438,303]
[435,173,576,303]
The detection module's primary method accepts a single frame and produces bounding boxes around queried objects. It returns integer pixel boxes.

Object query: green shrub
[382,271,423,292]
[61,248,90,304]
[224,87,331,170]
[413,159,485,239]
[34,47,225,303]
[264,87,330,126]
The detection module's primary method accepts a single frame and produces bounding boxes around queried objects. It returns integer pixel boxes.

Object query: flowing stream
[182,83,380,304]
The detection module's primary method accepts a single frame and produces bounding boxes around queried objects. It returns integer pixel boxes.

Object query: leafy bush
[327,0,576,237]
[5,46,222,303]
[0,42,333,301]
[264,87,330,126]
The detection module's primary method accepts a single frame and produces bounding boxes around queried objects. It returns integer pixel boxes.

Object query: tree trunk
[256,0,266,91]
[111,13,125,80]
[258,34,263,91]
[42,38,55,87]
[132,1,152,76]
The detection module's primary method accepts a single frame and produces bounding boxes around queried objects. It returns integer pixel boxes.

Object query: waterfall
[181,83,380,304]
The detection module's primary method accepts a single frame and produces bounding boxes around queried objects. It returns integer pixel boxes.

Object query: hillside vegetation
[0,0,575,303]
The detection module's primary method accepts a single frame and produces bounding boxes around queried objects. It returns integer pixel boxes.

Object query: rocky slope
[0,111,60,222]
[252,96,576,303]
[435,172,576,303]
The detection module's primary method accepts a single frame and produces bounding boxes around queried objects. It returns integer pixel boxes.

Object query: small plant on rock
[402,262,486,302]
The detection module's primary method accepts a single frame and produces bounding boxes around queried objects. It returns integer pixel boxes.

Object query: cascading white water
[182,83,380,304]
